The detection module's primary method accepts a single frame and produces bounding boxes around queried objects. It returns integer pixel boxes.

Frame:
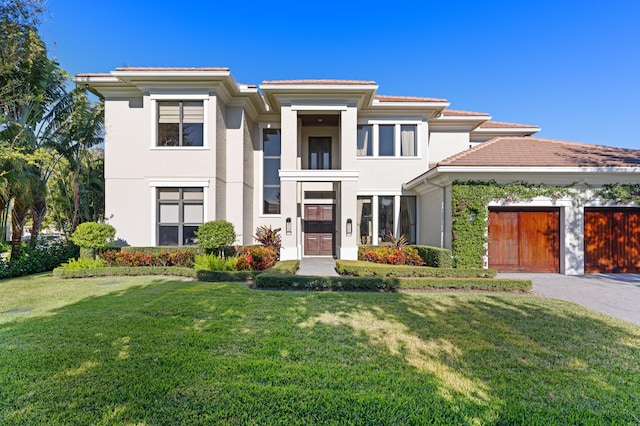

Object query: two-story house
[76,67,640,275]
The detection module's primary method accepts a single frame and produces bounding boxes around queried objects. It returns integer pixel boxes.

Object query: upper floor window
[263,129,281,214]
[400,125,417,156]
[379,125,395,156]
[309,137,331,169]
[357,125,372,156]
[157,101,204,146]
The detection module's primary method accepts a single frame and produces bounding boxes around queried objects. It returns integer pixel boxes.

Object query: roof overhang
[259,82,379,112]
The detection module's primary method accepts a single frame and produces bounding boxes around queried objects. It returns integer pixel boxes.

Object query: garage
[488,208,560,272]
[584,208,640,273]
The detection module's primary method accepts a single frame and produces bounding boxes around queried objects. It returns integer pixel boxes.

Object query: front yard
[1,274,639,424]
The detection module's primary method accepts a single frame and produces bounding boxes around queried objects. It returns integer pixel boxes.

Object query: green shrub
[194,254,239,271]
[195,220,236,255]
[59,257,106,270]
[53,266,197,279]
[0,239,79,279]
[412,245,453,268]
[195,270,257,282]
[358,245,424,266]
[255,273,530,292]
[269,260,299,275]
[336,260,496,278]
[70,222,116,259]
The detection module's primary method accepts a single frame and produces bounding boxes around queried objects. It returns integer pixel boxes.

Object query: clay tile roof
[478,120,538,129]
[441,109,490,117]
[439,137,640,167]
[261,79,376,85]
[114,67,230,72]
[375,95,448,103]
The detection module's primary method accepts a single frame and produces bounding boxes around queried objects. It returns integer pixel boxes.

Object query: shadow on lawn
[1,280,639,425]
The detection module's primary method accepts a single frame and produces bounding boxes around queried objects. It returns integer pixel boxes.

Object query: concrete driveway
[498,273,640,326]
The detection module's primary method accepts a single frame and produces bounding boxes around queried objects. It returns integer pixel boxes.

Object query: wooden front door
[304,205,334,256]
[488,209,560,272]
[584,208,640,273]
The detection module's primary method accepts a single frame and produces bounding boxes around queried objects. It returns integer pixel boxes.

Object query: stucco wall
[428,131,470,163]
[417,187,444,247]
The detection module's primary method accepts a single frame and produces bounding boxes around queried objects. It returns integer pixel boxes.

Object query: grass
[1,274,639,424]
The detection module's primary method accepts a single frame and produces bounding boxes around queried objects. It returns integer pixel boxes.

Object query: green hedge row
[336,260,496,278]
[255,273,530,292]
[412,245,452,268]
[53,266,197,279]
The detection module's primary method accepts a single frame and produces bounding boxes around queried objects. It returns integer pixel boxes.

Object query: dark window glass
[309,137,331,169]
[379,125,395,156]
[399,196,416,244]
[183,123,204,147]
[158,188,204,246]
[264,159,280,185]
[263,129,281,214]
[157,101,203,147]
[183,226,199,246]
[379,196,394,242]
[159,226,179,245]
[357,125,373,156]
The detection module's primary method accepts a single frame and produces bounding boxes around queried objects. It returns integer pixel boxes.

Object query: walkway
[498,273,640,325]
[296,257,339,277]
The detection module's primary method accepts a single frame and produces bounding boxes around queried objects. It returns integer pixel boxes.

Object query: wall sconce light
[286,217,292,235]
[346,218,353,236]
[468,212,476,224]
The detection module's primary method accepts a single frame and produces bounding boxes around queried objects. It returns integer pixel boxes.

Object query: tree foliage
[196,220,237,256]
[70,222,115,259]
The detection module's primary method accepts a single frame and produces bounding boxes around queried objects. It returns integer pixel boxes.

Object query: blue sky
[40,0,639,148]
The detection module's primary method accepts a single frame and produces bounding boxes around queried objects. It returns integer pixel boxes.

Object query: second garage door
[488,208,560,273]
[584,208,640,273]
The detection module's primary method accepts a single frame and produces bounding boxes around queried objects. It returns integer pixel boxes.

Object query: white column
[339,180,358,259]
[280,106,299,260]
[225,105,245,245]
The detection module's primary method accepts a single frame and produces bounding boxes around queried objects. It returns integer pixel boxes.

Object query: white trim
[149,180,210,187]
[357,190,403,196]
[291,104,348,111]
[279,170,359,182]
[150,93,209,100]
[436,166,640,173]
[149,147,210,151]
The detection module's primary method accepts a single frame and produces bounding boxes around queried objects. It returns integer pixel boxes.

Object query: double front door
[304,205,334,256]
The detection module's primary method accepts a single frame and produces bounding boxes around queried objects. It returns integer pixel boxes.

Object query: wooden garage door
[488,209,560,272]
[304,205,334,256]
[584,208,640,273]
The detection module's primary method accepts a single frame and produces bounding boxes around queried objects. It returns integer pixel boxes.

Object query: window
[263,129,281,214]
[400,125,417,156]
[309,137,331,169]
[357,125,372,156]
[157,101,204,146]
[379,125,395,156]
[399,196,416,244]
[378,196,394,242]
[357,196,373,245]
[157,187,203,245]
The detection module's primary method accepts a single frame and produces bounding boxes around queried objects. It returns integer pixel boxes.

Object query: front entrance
[304,204,335,256]
[488,208,560,272]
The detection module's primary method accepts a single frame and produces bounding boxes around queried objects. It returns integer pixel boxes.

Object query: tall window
[399,196,417,244]
[357,125,372,156]
[263,129,281,214]
[157,101,204,146]
[400,125,417,156]
[378,196,394,242]
[309,137,331,169]
[378,125,395,156]
[158,188,204,246]
[357,196,373,244]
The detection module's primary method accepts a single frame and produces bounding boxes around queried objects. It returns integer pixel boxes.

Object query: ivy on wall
[451,181,573,268]
[596,183,640,204]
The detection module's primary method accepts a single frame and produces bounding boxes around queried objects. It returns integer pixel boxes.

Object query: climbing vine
[451,181,574,268]
[596,183,640,204]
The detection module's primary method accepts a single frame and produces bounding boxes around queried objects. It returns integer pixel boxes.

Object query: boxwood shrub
[0,240,79,279]
[255,273,530,292]
[336,260,496,278]
[412,245,453,268]
[53,266,197,279]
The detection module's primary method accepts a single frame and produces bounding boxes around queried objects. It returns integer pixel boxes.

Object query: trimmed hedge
[1,240,79,279]
[53,266,197,279]
[412,245,453,268]
[255,273,530,292]
[269,260,300,275]
[52,266,261,282]
[336,260,496,278]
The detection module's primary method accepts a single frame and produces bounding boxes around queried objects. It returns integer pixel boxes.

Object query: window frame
[149,94,209,150]
[156,186,205,246]
[263,128,282,215]
[355,122,421,158]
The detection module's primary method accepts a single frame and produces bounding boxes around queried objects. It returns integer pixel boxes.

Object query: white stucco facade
[77,67,640,274]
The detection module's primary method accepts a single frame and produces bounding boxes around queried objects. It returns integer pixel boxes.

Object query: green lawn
[1,274,639,425]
